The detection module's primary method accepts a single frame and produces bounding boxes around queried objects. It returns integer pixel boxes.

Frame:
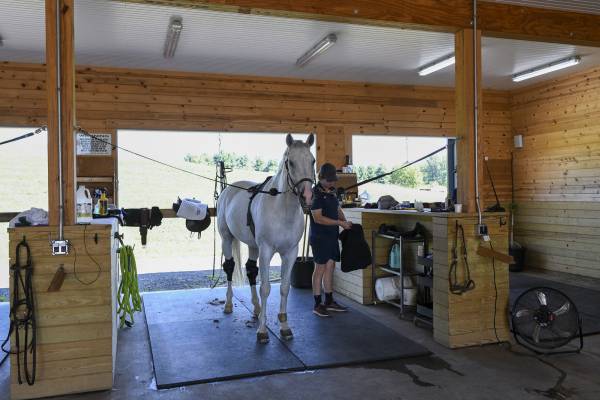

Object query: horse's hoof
[223,303,233,314]
[257,331,269,344]
[280,329,294,341]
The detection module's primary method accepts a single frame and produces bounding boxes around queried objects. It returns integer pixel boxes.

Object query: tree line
[185,152,448,187]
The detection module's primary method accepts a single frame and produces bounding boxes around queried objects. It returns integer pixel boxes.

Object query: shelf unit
[371,231,426,315]
[415,255,434,327]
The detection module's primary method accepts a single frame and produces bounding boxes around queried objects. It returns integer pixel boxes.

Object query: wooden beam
[46,0,77,226]
[117,0,472,32]
[455,28,481,214]
[478,1,600,47]
[115,0,600,46]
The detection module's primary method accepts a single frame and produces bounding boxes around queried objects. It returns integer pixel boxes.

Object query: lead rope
[117,245,142,328]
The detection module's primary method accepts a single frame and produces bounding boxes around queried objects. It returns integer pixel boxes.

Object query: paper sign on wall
[76,133,112,156]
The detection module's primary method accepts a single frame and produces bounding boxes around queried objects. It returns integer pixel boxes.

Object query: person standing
[309,163,351,317]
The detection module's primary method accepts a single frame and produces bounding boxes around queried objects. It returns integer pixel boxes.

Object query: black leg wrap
[223,258,235,282]
[246,259,259,286]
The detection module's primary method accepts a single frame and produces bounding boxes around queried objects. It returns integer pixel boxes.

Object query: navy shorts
[310,233,340,264]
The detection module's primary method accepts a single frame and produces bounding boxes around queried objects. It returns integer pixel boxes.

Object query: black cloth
[339,224,371,273]
[309,183,341,264]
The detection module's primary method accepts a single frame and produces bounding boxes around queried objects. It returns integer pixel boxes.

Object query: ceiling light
[296,34,337,67]
[163,16,183,59]
[512,56,581,82]
[418,54,455,76]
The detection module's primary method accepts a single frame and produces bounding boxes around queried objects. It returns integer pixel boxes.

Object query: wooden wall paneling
[510,66,600,278]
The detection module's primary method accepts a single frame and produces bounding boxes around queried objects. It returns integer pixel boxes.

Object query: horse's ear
[305,133,315,147]
[286,133,294,147]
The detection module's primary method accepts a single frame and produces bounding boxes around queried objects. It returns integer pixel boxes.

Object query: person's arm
[337,207,352,229]
[311,209,344,227]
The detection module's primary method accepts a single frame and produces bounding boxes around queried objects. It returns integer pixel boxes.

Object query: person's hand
[340,221,352,230]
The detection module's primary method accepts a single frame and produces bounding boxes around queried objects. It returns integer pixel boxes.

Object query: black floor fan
[511,287,583,354]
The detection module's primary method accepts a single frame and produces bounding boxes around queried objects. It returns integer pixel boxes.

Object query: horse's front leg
[278,246,298,341]
[257,246,274,344]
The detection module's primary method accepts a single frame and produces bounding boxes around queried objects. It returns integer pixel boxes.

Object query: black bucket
[291,257,315,289]
[509,245,527,272]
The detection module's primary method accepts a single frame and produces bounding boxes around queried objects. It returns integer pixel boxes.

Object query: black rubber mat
[144,286,430,388]
[510,274,600,336]
[143,288,304,388]
[235,284,430,369]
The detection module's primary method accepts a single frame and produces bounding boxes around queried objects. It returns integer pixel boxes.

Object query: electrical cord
[489,240,501,344]
[72,224,102,286]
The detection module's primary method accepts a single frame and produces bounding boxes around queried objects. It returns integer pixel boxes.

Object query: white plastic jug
[76,185,93,223]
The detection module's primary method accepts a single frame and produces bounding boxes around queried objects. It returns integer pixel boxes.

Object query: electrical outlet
[477,224,488,237]
[51,240,70,256]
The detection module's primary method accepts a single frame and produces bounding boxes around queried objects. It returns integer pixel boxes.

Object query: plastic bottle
[76,186,93,223]
[98,192,108,216]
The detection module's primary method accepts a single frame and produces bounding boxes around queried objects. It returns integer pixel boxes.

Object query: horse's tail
[231,237,245,286]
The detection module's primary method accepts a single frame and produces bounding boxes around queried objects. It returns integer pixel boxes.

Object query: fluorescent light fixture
[418,54,455,76]
[163,16,183,59]
[296,33,337,67]
[512,56,581,82]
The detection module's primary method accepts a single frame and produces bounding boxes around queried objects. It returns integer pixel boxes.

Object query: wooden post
[455,28,481,213]
[46,0,77,226]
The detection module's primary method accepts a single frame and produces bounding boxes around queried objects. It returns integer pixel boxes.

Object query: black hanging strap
[1,238,37,385]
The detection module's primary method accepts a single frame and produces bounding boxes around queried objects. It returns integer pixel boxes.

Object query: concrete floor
[1,279,600,400]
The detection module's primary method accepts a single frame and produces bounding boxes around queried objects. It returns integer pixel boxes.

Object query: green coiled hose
[117,245,142,328]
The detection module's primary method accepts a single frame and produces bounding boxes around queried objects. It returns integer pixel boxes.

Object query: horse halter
[284,158,315,204]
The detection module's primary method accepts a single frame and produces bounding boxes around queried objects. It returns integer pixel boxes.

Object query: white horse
[217,133,315,343]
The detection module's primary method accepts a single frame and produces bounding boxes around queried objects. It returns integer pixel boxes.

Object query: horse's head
[284,133,316,208]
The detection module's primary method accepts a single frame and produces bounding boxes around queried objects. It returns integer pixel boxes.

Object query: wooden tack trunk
[7,224,119,400]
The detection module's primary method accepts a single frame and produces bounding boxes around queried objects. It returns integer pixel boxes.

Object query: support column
[455,28,481,213]
[46,0,77,226]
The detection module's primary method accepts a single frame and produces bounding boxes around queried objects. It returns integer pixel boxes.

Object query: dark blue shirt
[310,183,339,239]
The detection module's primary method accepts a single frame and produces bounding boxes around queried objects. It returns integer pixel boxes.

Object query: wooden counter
[7,224,119,399]
[335,208,510,348]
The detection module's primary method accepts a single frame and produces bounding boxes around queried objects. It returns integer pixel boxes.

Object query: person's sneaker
[313,304,331,317]
[325,301,348,312]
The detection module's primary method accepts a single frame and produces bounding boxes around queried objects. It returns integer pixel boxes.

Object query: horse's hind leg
[246,246,260,318]
[219,222,235,314]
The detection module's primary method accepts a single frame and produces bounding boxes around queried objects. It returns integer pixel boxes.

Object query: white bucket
[76,185,93,223]
[375,276,417,306]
